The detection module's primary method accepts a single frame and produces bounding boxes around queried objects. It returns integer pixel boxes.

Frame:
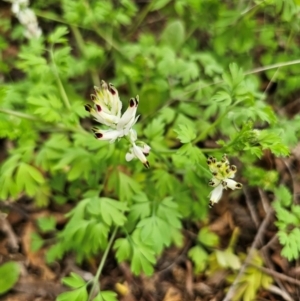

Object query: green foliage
[0,262,20,295]
[174,124,196,143]
[57,273,88,301]
[114,230,156,276]
[58,272,118,301]
[244,166,279,191]
[273,185,300,261]
[188,227,219,273]
[114,194,182,275]
[37,216,57,232]
[1,1,299,300]
[227,251,273,301]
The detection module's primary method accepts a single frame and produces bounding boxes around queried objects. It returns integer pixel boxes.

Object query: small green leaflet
[128,192,151,222]
[16,163,45,196]
[87,197,128,226]
[92,291,118,301]
[197,227,219,248]
[62,272,86,289]
[144,117,165,141]
[0,262,20,295]
[222,62,244,90]
[114,238,132,262]
[188,246,208,273]
[118,171,141,202]
[177,143,206,164]
[212,91,232,106]
[114,230,156,276]
[37,216,56,232]
[174,124,196,143]
[56,286,88,301]
[48,26,69,44]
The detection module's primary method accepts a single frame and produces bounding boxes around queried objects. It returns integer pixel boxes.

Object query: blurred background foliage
[1,0,300,300]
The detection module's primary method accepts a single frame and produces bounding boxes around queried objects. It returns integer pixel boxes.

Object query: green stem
[82,0,121,53]
[227,227,240,250]
[0,108,40,121]
[151,147,173,169]
[193,109,229,144]
[0,108,88,134]
[127,0,156,37]
[88,227,118,301]
[50,50,71,110]
[71,26,101,87]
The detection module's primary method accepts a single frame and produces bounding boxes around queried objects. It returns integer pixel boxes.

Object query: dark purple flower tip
[108,84,116,95]
[129,98,135,107]
[144,161,150,168]
[95,133,103,139]
[84,104,92,112]
[95,104,101,112]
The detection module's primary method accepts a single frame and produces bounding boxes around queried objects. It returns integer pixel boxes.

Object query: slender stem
[50,50,71,110]
[56,75,72,110]
[127,0,156,37]
[88,227,118,301]
[71,26,101,87]
[82,0,121,53]
[0,108,40,121]
[227,227,240,250]
[244,59,300,75]
[193,109,229,144]
[0,108,89,135]
[151,148,173,169]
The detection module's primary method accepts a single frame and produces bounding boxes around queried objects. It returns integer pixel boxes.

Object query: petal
[93,129,123,143]
[208,178,221,187]
[227,165,237,179]
[125,151,134,162]
[142,144,151,155]
[117,97,139,131]
[93,104,120,126]
[93,81,122,119]
[223,179,243,190]
[209,184,223,207]
[132,143,150,168]
[107,83,122,117]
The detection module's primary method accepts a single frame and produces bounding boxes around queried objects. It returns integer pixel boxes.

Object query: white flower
[10,0,42,39]
[124,129,150,167]
[11,0,28,14]
[85,81,151,168]
[125,143,150,168]
[85,81,139,143]
[207,155,242,208]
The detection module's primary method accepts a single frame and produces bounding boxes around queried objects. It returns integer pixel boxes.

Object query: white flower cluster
[85,81,151,168]
[207,154,242,208]
[10,0,42,39]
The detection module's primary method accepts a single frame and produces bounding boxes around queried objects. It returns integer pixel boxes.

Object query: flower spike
[207,155,242,208]
[85,81,150,167]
